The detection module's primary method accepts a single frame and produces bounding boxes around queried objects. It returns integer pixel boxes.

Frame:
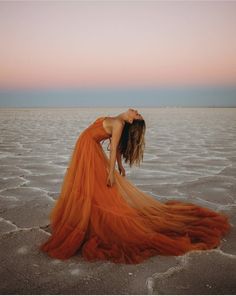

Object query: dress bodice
[82,116,112,143]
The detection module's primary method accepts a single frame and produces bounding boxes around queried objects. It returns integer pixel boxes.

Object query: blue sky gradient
[0,85,235,108]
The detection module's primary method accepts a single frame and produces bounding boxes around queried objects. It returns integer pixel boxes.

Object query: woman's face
[127,108,143,123]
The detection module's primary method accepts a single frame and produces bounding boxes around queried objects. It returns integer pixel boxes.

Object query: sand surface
[0,107,235,294]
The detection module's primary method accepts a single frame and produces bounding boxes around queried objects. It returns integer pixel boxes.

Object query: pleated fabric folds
[40,117,231,264]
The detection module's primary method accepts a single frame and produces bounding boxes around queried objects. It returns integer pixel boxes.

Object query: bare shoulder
[110,117,124,132]
[103,116,124,135]
[106,117,124,127]
[109,118,124,145]
[113,117,124,126]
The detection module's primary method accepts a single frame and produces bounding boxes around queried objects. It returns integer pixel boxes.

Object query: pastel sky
[0,0,236,90]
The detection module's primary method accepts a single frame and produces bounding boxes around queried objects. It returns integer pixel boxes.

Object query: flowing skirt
[40,133,231,264]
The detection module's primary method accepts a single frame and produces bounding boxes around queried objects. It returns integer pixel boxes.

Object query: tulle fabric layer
[40,130,231,264]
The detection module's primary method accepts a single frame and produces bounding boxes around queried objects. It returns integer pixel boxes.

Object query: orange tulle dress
[39,116,231,264]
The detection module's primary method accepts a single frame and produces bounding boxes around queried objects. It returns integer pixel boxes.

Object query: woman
[104,108,145,187]
[40,108,231,264]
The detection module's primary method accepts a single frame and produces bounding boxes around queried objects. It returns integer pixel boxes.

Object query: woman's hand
[118,165,126,176]
[106,171,115,187]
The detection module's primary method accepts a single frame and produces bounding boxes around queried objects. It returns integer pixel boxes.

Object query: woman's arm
[106,119,124,186]
[108,119,123,174]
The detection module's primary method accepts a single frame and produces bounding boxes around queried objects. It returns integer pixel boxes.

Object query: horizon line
[1,106,236,109]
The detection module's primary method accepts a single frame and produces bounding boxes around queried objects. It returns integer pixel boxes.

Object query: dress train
[40,117,231,264]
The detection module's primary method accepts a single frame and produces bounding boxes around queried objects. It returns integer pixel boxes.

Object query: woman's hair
[106,119,146,167]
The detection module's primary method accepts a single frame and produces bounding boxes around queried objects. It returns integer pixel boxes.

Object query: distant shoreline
[0,106,236,109]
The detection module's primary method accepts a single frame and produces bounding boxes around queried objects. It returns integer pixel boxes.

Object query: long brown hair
[105,119,146,167]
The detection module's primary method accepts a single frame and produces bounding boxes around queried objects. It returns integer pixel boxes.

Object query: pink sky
[0,1,236,89]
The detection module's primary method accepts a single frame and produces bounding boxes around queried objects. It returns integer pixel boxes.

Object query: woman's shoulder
[106,116,125,126]
[103,116,124,135]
